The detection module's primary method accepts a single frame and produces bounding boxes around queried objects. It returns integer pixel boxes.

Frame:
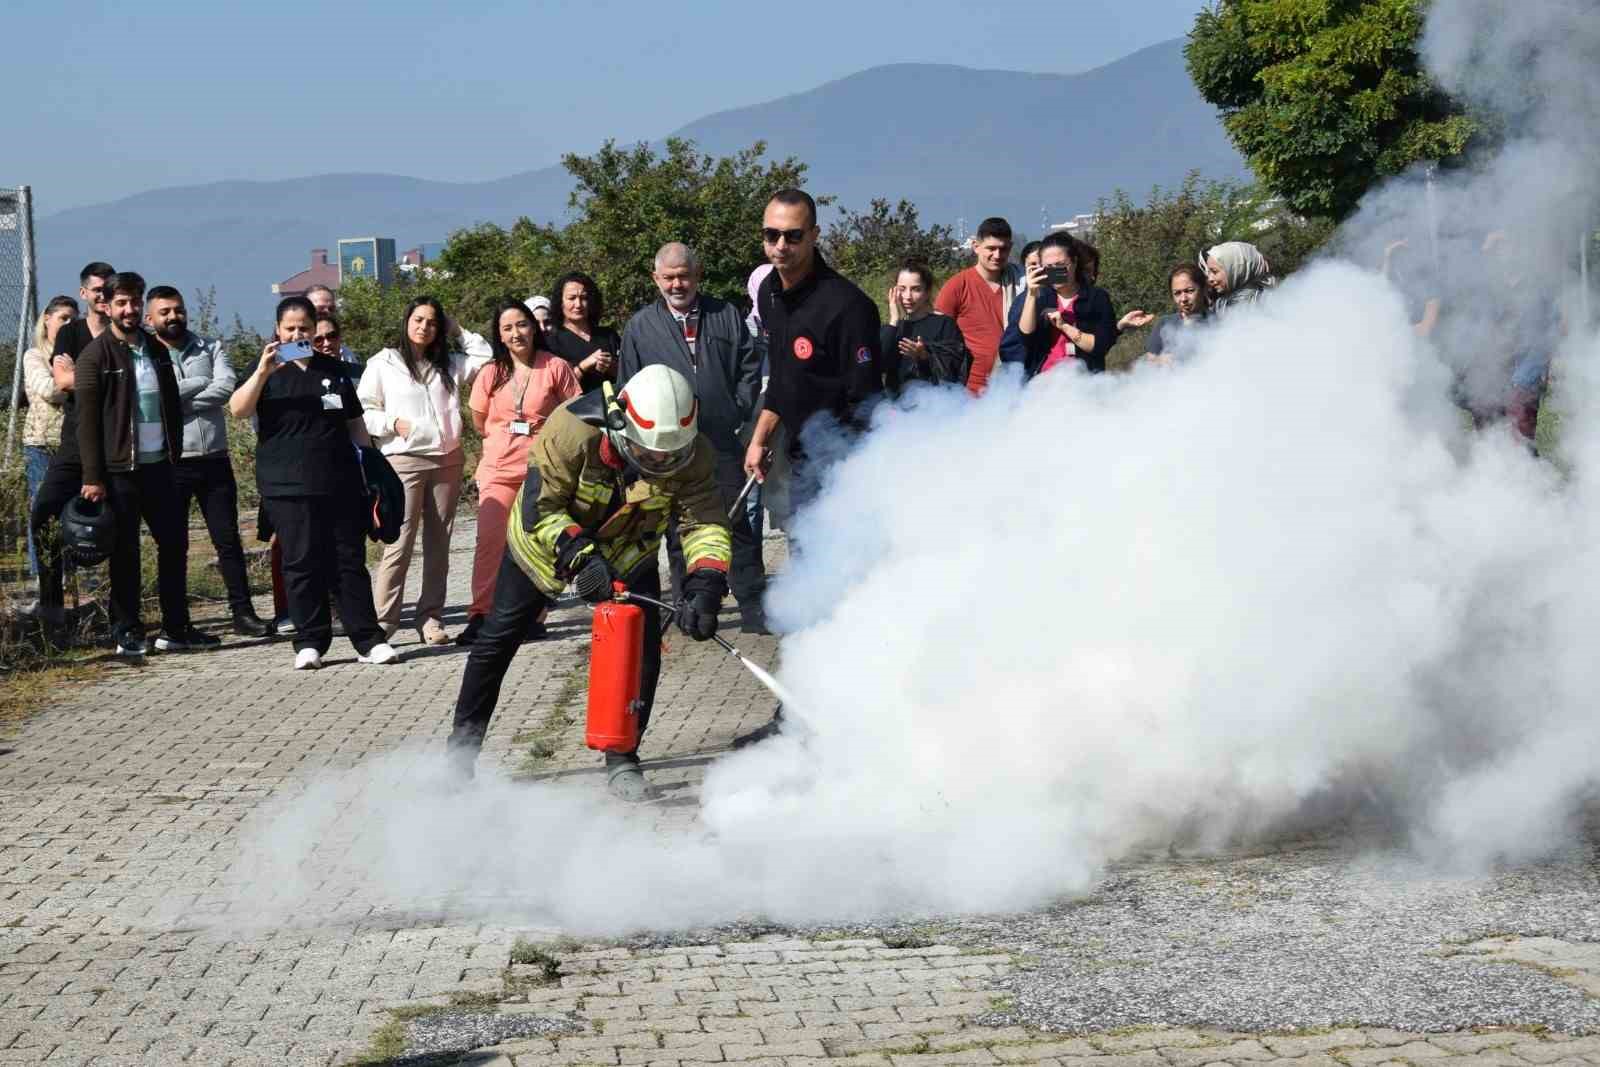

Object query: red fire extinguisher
[586,582,645,752]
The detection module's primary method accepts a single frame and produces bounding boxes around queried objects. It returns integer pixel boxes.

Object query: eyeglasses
[762,227,809,246]
[314,332,340,343]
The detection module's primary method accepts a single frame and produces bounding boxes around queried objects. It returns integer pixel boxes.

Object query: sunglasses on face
[314,332,340,343]
[763,227,809,246]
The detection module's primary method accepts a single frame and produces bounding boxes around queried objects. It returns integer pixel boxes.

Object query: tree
[1186,0,1481,221]
[822,198,962,282]
[325,139,820,354]
[552,138,819,318]
[1091,173,1335,368]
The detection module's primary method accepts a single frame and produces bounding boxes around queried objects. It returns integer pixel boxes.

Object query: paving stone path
[3,515,1600,1066]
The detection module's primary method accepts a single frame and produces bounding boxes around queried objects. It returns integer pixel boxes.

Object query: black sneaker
[455,614,484,646]
[730,708,783,749]
[155,627,222,652]
[740,605,772,636]
[232,610,273,638]
[115,634,148,658]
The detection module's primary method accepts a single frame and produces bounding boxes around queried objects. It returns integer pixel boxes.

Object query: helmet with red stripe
[610,364,699,478]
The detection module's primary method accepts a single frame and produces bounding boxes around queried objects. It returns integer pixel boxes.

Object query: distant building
[398,242,445,270]
[1049,213,1099,239]
[338,237,397,287]
[272,248,340,299]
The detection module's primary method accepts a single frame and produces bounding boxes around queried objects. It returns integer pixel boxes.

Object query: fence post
[2,185,38,469]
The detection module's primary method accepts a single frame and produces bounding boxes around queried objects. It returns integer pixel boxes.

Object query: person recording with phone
[1000,231,1120,379]
[228,296,393,671]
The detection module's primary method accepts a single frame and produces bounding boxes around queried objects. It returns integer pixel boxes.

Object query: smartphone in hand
[275,340,313,362]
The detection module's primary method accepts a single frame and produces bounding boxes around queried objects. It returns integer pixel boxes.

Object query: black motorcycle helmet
[60,496,116,566]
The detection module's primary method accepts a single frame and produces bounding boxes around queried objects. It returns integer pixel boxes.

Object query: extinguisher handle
[610,579,628,600]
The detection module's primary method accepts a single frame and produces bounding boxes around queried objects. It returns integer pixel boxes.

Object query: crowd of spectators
[12,198,1560,671]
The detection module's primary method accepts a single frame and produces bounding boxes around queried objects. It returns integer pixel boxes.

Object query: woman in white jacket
[358,297,491,644]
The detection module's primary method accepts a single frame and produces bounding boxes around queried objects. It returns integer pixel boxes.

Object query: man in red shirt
[934,217,1023,395]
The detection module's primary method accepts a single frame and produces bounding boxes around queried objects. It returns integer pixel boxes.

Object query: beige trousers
[372,449,464,636]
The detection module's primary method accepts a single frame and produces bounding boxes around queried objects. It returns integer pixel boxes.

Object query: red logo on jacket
[793,336,814,361]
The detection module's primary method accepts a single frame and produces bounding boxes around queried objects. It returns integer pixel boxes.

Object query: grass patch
[505,937,566,996]
[514,650,590,775]
[341,1016,408,1065]
[342,990,508,1065]
[881,929,939,950]
[0,660,99,737]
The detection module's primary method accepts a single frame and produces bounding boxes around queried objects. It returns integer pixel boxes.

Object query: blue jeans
[23,445,53,577]
[745,481,763,543]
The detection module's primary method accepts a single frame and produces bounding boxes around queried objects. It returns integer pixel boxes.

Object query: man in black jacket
[618,242,768,632]
[743,189,886,511]
[736,190,888,747]
[29,261,114,633]
[74,272,214,657]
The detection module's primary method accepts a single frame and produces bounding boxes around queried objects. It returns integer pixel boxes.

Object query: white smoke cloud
[210,0,1600,934]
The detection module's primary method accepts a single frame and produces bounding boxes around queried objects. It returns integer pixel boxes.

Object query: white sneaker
[358,642,399,665]
[294,648,323,670]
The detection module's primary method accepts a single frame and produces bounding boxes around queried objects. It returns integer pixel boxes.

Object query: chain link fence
[0,185,38,420]
[0,186,38,590]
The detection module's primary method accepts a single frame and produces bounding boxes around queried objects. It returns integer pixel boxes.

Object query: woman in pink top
[458,300,582,645]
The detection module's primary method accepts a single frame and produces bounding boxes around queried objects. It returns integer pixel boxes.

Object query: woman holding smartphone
[229,297,393,670]
[357,297,491,645]
[1000,230,1120,379]
[458,299,581,645]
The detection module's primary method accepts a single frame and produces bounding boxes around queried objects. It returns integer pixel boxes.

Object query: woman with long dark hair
[458,299,582,645]
[544,271,621,393]
[229,297,391,670]
[356,296,491,644]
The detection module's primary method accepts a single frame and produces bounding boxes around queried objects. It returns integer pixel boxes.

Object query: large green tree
[334,139,818,353]
[550,138,818,317]
[822,198,962,282]
[1186,0,1480,220]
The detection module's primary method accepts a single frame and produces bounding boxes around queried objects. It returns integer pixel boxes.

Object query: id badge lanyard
[510,369,533,435]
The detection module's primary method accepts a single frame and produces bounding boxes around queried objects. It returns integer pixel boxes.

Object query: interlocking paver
[10,517,1600,1065]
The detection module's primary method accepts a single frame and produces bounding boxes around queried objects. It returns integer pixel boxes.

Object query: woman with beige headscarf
[1201,241,1276,318]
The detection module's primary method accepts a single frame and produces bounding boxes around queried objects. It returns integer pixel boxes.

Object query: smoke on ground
[210,1,1600,935]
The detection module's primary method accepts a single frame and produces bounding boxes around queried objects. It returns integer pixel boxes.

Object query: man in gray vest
[146,286,271,637]
[618,242,767,632]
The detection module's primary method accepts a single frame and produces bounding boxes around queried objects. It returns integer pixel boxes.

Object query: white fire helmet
[611,364,699,478]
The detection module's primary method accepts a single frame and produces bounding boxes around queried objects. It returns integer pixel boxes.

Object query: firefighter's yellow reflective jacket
[505,397,731,596]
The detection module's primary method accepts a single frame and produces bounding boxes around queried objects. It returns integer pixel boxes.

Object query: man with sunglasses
[26,262,115,633]
[147,286,269,637]
[743,189,886,502]
[737,189,886,748]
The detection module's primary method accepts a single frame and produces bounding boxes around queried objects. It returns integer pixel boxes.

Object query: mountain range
[36,38,1245,328]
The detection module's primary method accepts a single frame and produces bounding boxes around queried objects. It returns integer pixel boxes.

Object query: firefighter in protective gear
[446,364,732,801]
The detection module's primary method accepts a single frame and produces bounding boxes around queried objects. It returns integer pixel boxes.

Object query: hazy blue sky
[5,0,1207,216]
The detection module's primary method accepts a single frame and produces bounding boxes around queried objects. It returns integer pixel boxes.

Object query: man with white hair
[618,242,767,632]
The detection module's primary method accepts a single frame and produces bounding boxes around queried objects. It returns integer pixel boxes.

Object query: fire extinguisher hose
[610,589,798,709]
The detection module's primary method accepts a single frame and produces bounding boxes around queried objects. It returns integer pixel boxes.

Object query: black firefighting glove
[556,531,614,603]
[675,569,727,641]
[554,530,595,577]
[572,555,616,604]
